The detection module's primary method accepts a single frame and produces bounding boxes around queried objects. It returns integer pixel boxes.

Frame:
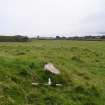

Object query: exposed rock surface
[44,63,60,75]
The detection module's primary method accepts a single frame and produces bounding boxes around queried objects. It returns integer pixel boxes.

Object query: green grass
[0,40,105,105]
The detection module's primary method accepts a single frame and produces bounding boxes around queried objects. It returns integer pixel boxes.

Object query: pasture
[0,40,105,105]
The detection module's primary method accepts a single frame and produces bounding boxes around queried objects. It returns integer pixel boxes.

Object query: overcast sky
[0,0,105,37]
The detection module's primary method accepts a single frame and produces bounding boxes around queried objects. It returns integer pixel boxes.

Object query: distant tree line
[67,35,105,41]
[55,35,105,40]
[0,35,30,42]
[34,35,105,41]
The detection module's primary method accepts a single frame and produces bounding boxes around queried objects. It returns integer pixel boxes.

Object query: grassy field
[0,40,105,105]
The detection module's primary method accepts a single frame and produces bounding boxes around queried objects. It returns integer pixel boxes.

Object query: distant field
[0,40,105,105]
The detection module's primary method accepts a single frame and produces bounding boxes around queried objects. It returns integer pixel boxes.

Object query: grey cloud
[0,0,104,37]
